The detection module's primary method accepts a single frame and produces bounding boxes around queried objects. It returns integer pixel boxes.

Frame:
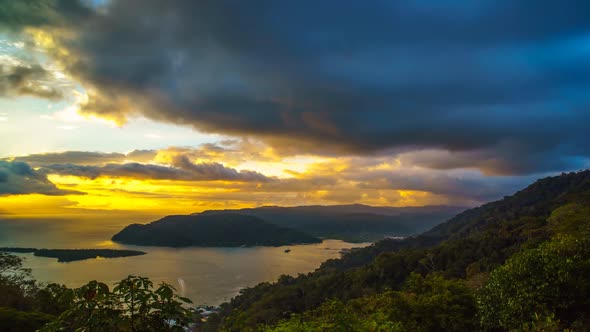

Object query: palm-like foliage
[40,275,193,332]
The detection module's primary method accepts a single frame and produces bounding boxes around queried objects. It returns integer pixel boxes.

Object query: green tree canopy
[40,275,193,332]
[478,203,590,330]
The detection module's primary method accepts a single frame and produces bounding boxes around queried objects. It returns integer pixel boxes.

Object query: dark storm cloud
[42,163,186,180]
[0,0,90,30]
[11,0,590,174]
[399,143,590,176]
[0,65,63,100]
[170,155,270,182]
[0,160,81,196]
[9,150,157,166]
[355,170,534,202]
[42,160,271,182]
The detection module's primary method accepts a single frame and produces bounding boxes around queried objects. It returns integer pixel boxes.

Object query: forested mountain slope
[199,170,590,331]
[322,170,590,271]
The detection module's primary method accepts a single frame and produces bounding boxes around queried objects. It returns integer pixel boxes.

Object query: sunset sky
[1,0,589,218]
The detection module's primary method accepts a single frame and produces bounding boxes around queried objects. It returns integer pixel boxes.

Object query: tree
[478,202,590,330]
[547,203,590,236]
[0,307,55,332]
[0,252,57,331]
[264,273,477,332]
[36,283,74,316]
[40,275,194,332]
[0,252,37,310]
[478,232,590,329]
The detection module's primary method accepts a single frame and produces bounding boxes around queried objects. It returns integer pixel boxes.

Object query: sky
[0,0,589,218]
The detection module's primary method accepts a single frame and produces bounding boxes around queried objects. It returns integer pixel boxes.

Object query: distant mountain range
[112,213,322,247]
[112,204,465,247]
[198,204,465,242]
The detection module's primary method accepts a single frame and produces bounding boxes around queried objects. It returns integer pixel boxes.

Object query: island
[111,213,322,247]
[0,248,147,262]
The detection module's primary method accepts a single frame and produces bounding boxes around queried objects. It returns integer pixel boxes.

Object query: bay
[0,217,368,305]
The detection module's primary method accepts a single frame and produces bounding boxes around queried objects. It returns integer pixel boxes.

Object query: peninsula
[0,248,147,262]
[112,213,321,247]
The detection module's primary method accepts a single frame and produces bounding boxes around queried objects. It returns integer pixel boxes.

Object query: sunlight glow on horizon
[5,2,585,219]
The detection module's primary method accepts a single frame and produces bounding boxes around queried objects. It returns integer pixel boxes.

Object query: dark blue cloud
[8,0,590,175]
[40,159,271,182]
[8,150,156,166]
[0,161,81,196]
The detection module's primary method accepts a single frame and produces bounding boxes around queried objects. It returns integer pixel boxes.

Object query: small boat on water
[284,249,291,253]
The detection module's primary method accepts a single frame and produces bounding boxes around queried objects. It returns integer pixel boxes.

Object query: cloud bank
[2,1,590,210]
[9,150,157,166]
[42,159,270,183]
[5,0,589,175]
[4,145,534,206]
[0,160,80,196]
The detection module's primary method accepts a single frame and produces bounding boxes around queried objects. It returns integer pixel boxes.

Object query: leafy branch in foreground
[40,275,193,332]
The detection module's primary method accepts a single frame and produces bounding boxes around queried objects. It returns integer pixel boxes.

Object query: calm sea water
[0,217,368,305]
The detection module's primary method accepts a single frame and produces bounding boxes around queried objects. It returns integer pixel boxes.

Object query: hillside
[199,170,590,331]
[112,213,321,247]
[199,204,463,242]
[321,170,590,271]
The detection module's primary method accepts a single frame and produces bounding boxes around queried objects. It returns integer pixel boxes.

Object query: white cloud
[58,125,78,130]
[0,54,23,67]
[145,133,162,139]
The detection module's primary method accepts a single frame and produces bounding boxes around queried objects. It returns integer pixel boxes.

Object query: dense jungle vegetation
[201,170,590,331]
[1,170,589,331]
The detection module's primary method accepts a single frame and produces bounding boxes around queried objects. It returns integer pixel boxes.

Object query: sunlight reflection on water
[0,217,369,305]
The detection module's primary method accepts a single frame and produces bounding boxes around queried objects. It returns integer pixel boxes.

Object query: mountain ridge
[198,203,467,216]
[197,204,465,242]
